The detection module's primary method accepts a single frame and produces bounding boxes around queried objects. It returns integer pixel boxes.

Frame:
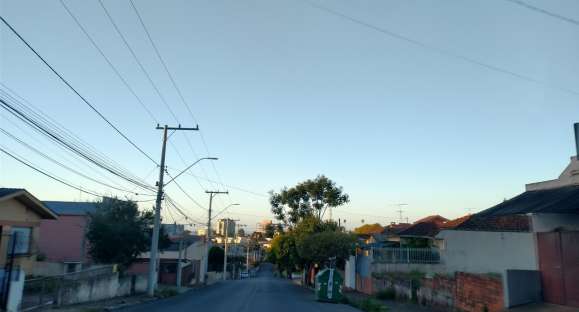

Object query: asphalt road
[123,264,359,312]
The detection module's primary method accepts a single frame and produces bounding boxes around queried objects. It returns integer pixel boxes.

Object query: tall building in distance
[256,219,272,234]
[218,218,236,237]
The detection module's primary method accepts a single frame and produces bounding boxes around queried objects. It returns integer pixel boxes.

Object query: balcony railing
[372,247,440,264]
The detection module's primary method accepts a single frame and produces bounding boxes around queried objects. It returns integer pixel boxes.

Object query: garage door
[538,231,579,308]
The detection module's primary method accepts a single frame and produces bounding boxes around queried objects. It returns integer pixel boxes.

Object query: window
[8,227,31,255]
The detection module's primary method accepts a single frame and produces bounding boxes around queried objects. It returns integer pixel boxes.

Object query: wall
[437,230,538,274]
[371,272,504,312]
[57,273,147,306]
[372,263,444,275]
[38,215,88,263]
[455,272,504,312]
[32,261,65,276]
[0,198,42,270]
[531,213,579,232]
[504,270,541,308]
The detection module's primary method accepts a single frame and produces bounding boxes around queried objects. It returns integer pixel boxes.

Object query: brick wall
[455,272,503,312]
[417,274,455,309]
[370,272,504,312]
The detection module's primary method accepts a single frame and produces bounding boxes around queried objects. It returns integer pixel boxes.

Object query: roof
[382,223,412,235]
[414,215,449,225]
[441,215,472,229]
[164,235,204,251]
[453,215,531,232]
[398,222,441,238]
[0,188,25,198]
[43,201,98,216]
[0,188,58,219]
[477,185,579,217]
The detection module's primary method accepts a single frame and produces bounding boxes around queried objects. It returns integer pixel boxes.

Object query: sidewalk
[508,303,579,312]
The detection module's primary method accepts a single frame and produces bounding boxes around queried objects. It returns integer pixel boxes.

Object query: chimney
[575,123,579,158]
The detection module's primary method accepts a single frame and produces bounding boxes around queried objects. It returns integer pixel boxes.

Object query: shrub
[350,298,388,312]
[155,288,178,298]
[375,288,396,300]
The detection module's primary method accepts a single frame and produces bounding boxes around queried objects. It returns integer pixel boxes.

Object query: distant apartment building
[217,218,236,237]
[255,219,272,234]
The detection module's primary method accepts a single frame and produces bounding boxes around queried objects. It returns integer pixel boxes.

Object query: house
[37,201,97,274]
[0,189,57,275]
[129,235,206,286]
[397,215,448,248]
[437,124,579,308]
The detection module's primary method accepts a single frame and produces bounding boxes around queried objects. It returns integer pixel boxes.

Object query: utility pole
[176,234,184,288]
[202,190,228,284]
[147,124,198,297]
[223,218,239,280]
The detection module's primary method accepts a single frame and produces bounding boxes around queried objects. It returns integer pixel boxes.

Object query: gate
[537,231,579,307]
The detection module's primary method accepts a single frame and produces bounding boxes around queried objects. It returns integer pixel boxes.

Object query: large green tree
[270,175,349,226]
[86,198,169,269]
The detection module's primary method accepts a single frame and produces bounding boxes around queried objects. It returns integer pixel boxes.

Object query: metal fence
[372,247,441,264]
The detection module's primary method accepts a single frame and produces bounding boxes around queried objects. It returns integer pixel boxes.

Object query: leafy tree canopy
[354,223,384,235]
[270,175,349,226]
[208,246,224,271]
[86,198,170,269]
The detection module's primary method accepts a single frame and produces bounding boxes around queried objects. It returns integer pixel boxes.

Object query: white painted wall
[437,230,538,274]
[531,213,579,232]
[345,255,356,289]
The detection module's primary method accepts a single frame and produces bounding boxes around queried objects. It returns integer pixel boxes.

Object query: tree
[297,231,355,266]
[354,223,384,235]
[208,246,224,271]
[237,228,246,237]
[86,197,170,269]
[270,175,349,226]
[264,224,275,238]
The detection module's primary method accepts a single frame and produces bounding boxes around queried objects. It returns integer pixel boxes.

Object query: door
[538,232,565,305]
[562,232,579,307]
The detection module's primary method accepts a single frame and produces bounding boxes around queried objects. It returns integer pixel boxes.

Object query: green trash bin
[315,268,343,303]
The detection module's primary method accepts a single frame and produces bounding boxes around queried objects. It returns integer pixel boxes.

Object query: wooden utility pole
[147,124,198,297]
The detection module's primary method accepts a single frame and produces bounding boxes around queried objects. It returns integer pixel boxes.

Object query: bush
[155,288,178,298]
[349,298,388,312]
[375,288,396,300]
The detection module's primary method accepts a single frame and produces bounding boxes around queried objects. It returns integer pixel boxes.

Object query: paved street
[122,264,359,312]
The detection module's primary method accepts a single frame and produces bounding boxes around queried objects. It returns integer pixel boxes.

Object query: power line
[0,96,155,192]
[0,15,159,164]
[304,1,579,97]
[503,0,579,27]
[0,145,103,197]
[58,0,158,123]
[0,84,145,187]
[128,0,233,202]
[94,0,215,194]
[57,0,211,194]
[0,127,153,195]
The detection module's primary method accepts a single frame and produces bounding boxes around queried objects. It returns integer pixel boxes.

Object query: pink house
[38,201,97,273]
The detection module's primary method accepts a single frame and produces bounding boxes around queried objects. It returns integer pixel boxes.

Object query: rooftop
[477,185,579,217]
[43,201,98,216]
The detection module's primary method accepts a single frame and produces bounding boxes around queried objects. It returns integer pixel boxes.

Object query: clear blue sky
[1,0,579,231]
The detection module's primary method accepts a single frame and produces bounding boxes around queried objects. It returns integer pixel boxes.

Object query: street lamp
[164,157,218,186]
[212,203,240,220]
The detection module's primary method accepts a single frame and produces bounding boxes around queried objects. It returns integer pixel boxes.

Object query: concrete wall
[372,262,444,275]
[58,273,147,306]
[38,215,88,263]
[437,230,538,274]
[532,213,579,232]
[504,270,541,308]
[32,261,66,276]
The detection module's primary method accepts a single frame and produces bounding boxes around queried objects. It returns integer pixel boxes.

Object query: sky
[1,0,579,232]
